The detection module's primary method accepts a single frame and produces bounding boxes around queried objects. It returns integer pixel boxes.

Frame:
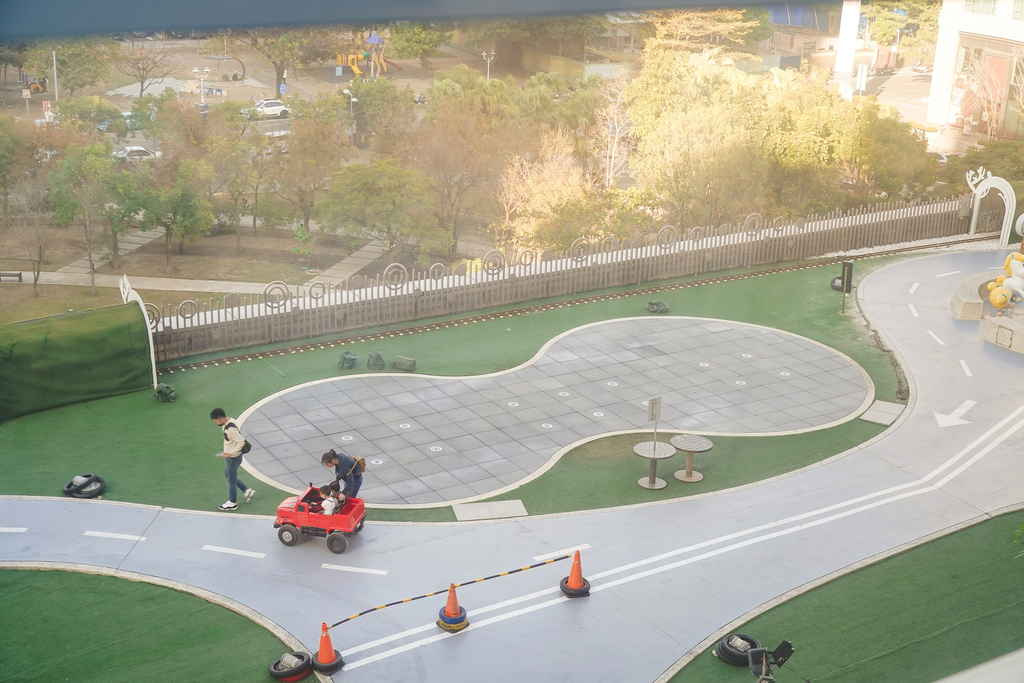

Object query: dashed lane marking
[201,544,265,558]
[84,531,147,541]
[322,564,389,576]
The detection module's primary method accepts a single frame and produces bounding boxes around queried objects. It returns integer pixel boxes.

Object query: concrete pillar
[835,0,862,100]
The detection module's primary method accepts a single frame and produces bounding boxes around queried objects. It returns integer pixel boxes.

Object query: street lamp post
[342,89,359,143]
[481,51,495,82]
[192,66,210,103]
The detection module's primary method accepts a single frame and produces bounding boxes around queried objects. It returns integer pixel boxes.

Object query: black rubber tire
[714,633,761,667]
[354,518,364,533]
[310,649,344,674]
[63,473,98,496]
[559,576,591,598]
[268,651,311,680]
[326,531,348,554]
[278,524,300,546]
[70,476,106,499]
[279,111,289,119]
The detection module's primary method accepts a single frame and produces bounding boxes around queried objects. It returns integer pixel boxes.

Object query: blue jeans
[343,474,362,499]
[225,455,249,503]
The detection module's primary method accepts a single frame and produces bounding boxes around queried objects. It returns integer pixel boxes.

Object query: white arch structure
[967,167,1019,247]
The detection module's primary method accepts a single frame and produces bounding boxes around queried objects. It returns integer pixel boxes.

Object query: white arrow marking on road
[322,563,388,576]
[201,544,265,558]
[534,544,590,562]
[909,282,919,294]
[936,271,962,278]
[960,360,973,377]
[934,400,977,427]
[908,304,919,318]
[927,330,946,346]
[0,527,28,533]
[84,531,146,541]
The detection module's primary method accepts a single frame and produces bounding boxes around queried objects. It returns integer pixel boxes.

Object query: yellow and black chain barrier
[328,553,572,629]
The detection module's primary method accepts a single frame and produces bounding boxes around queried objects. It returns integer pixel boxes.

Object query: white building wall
[926,0,1024,129]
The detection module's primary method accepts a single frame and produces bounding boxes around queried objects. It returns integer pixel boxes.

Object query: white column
[835,0,862,100]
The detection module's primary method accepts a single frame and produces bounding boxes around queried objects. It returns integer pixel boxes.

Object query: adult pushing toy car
[274,485,366,554]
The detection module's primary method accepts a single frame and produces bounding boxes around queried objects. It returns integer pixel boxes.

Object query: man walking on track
[211,408,255,511]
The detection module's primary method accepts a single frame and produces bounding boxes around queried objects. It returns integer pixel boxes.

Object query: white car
[247,99,290,119]
[114,146,162,162]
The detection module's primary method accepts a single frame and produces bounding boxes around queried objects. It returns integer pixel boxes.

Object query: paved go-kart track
[4,250,1024,682]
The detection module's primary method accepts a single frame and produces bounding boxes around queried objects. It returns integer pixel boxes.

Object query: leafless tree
[115,47,179,98]
[8,176,52,294]
[963,50,1007,141]
[590,84,633,189]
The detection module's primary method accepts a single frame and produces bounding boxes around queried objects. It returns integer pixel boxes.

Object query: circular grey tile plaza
[238,317,872,506]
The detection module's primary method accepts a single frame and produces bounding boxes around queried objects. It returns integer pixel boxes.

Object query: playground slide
[348,55,362,74]
[383,58,403,71]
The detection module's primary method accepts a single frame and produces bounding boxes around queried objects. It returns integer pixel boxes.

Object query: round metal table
[670,434,713,483]
[633,441,676,490]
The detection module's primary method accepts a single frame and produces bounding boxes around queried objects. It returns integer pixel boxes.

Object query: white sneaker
[244,489,255,503]
[219,501,238,511]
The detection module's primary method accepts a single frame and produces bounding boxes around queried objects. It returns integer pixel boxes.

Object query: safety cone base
[560,575,591,598]
[437,605,469,631]
[310,649,344,674]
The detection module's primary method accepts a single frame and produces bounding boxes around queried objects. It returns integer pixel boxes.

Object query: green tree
[140,158,215,268]
[23,38,115,96]
[49,142,113,293]
[389,22,453,68]
[103,167,146,269]
[318,157,435,260]
[645,8,763,57]
[401,99,498,257]
[56,96,126,138]
[532,15,606,58]
[0,114,35,228]
[347,77,415,155]
[0,42,27,108]
[297,26,345,73]
[463,18,533,67]
[236,29,303,93]
[271,116,351,234]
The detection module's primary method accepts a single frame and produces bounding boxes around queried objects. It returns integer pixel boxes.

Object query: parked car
[246,99,290,119]
[113,146,162,162]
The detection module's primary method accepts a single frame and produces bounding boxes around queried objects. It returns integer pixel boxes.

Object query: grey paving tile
[434,483,478,500]
[389,479,431,497]
[404,491,445,504]
[404,459,445,477]
[450,465,493,484]
[373,465,413,485]
[387,447,428,465]
[420,471,463,489]
[479,459,525,476]
[466,477,504,494]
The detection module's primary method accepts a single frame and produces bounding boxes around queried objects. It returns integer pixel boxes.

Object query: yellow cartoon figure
[989,279,1012,313]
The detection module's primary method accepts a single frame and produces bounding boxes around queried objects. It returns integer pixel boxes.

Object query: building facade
[927,0,1024,139]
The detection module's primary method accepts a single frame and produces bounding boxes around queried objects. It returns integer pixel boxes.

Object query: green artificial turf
[670,510,1024,683]
[0,569,288,683]
[0,256,901,518]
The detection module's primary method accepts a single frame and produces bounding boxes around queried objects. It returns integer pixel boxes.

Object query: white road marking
[936,271,962,278]
[934,400,978,428]
[908,304,919,318]
[927,330,945,345]
[322,563,388,576]
[340,402,1024,670]
[909,282,919,294]
[534,544,590,562]
[960,360,973,377]
[0,527,27,533]
[201,544,265,558]
[84,531,146,542]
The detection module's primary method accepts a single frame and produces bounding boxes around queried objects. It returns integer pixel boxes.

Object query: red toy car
[274,485,366,554]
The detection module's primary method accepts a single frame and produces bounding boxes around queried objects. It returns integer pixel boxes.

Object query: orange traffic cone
[309,622,344,674]
[559,550,591,598]
[436,583,469,632]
